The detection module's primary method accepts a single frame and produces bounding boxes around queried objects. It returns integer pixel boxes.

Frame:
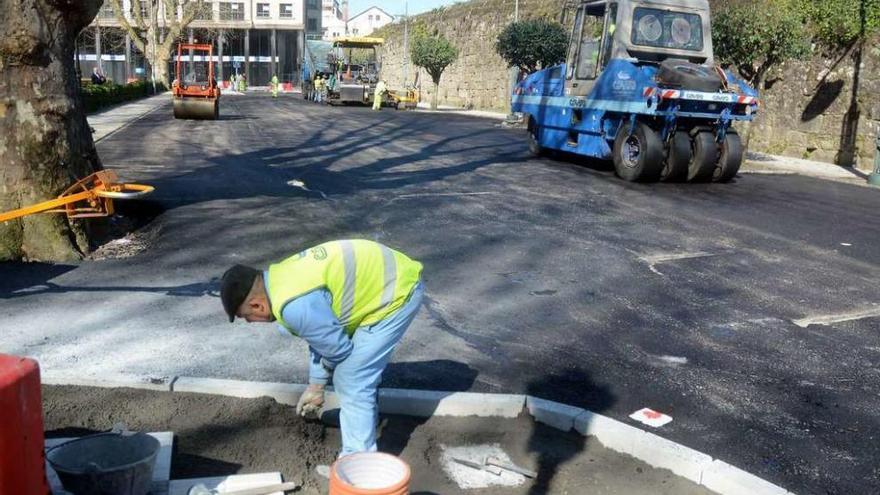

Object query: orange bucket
[329,452,411,495]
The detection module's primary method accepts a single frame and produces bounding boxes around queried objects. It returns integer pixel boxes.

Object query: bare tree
[108,0,206,85]
[0,0,105,261]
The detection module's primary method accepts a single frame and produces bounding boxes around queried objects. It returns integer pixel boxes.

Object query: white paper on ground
[629,408,673,427]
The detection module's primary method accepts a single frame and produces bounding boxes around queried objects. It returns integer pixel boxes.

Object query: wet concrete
[43,385,712,495]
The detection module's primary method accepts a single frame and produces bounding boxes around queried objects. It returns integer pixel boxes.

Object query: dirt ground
[42,385,713,494]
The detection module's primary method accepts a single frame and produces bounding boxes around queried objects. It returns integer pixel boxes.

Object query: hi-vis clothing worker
[372,80,387,110]
[220,240,424,456]
[271,74,279,98]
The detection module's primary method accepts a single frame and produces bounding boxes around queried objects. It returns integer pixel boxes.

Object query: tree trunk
[0,0,104,261]
[431,81,439,110]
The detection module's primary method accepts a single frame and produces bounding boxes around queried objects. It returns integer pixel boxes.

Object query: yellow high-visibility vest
[267,240,422,335]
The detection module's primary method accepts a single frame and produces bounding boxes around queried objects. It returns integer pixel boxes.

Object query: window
[631,7,703,51]
[280,3,293,18]
[256,3,270,18]
[308,0,318,6]
[98,4,115,19]
[219,2,244,21]
[193,2,213,20]
[368,15,373,21]
[308,18,318,31]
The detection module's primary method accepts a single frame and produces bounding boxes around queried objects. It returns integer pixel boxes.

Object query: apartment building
[321,0,347,40]
[80,0,323,86]
[347,6,393,37]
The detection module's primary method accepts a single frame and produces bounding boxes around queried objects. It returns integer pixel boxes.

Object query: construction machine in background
[327,37,384,106]
[302,39,334,99]
[172,43,221,120]
[513,0,759,183]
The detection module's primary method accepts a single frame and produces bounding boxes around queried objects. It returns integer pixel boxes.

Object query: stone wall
[377,0,565,113]
[378,0,880,167]
[746,48,880,167]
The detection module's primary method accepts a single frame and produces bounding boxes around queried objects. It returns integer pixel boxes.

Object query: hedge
[80,80,167,113]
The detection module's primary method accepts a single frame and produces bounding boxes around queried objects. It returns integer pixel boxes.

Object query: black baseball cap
[220,264,260,322]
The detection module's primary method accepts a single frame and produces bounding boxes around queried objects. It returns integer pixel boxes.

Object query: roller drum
[173,97,218,120]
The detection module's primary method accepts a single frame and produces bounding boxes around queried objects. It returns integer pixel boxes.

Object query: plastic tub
[46,432,160,495]
[330,452,411,495]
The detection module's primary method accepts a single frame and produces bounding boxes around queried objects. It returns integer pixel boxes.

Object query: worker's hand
[296,384,325,419]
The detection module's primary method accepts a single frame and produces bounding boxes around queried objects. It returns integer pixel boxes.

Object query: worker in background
[271,74,279,98]
[314,73,324,103]
[372,79,387,111]
[220,240,424,457]
[91,66,106,85]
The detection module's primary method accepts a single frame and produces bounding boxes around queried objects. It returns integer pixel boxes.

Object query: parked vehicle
[512,0,759,182]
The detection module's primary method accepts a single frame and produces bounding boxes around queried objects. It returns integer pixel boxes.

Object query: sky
[347,0,466,17]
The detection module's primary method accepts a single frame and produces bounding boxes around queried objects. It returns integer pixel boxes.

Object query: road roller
[172,43,220,120]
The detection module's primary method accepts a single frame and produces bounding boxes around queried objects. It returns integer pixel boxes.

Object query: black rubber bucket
[46,432,160,495]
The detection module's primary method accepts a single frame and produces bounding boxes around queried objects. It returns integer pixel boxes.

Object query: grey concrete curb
[42,373,794,495]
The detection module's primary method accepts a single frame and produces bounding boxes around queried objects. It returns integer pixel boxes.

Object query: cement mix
[43,385,713,495]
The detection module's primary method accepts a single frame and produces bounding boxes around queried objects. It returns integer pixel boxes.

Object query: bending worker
[220,239,424,456]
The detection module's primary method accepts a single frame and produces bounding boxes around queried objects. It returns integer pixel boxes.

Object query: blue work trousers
[333,282,423,456]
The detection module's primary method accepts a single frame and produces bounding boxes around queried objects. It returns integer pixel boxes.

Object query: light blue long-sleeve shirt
[265,272,353,385]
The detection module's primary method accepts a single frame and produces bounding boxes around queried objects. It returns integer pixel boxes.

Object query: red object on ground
[283,82,293,92]
[0,354,49,495]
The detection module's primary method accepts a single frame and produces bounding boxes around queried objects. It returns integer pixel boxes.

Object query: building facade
[80,0,323,86]
[321,0,347,40]
[347,6,393,37]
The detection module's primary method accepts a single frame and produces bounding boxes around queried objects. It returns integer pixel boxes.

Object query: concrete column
[217,30,224,83]
[244,28,250,85]
[297,29,304,85]
[270,29,277,78]
[95,24,102,72]
[124,34,132,81]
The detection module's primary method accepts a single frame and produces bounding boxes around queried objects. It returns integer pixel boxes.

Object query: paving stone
[379,389,524,418]
[631,432,712,484]
[574,410,646,455]
[169,472,284,495]
[172,377,306,406]
[41,370,173,391]
[525,396,586,432]
[701,460,793,495]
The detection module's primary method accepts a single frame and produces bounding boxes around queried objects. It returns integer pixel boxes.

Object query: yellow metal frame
[0,171,154,223]
[331,36,385,48]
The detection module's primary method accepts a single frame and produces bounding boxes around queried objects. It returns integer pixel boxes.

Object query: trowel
[451,457,502,476]
[186,481,299,495]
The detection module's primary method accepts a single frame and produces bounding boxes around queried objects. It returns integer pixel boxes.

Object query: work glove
[296,384,325,419]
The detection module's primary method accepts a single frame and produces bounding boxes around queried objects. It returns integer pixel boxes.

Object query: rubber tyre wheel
[527,118,543,157]
[687,132,720,182]
[714,132,743,182]
[613,122,664,182]
[660,132,691,182]
[657,59,723,92]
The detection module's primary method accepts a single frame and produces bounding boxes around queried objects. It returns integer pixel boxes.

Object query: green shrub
[800,0,880,49]
[496,19,569,74]
[712,0,811,87]
[80,80,166,113]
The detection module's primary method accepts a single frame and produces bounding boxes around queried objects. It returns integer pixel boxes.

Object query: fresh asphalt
[2,94,878,494]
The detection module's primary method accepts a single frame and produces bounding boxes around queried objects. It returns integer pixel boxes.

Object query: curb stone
[526,395,585,431]
[42,373,795,494]
[702,460,794,495]
[380,388,524,418]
